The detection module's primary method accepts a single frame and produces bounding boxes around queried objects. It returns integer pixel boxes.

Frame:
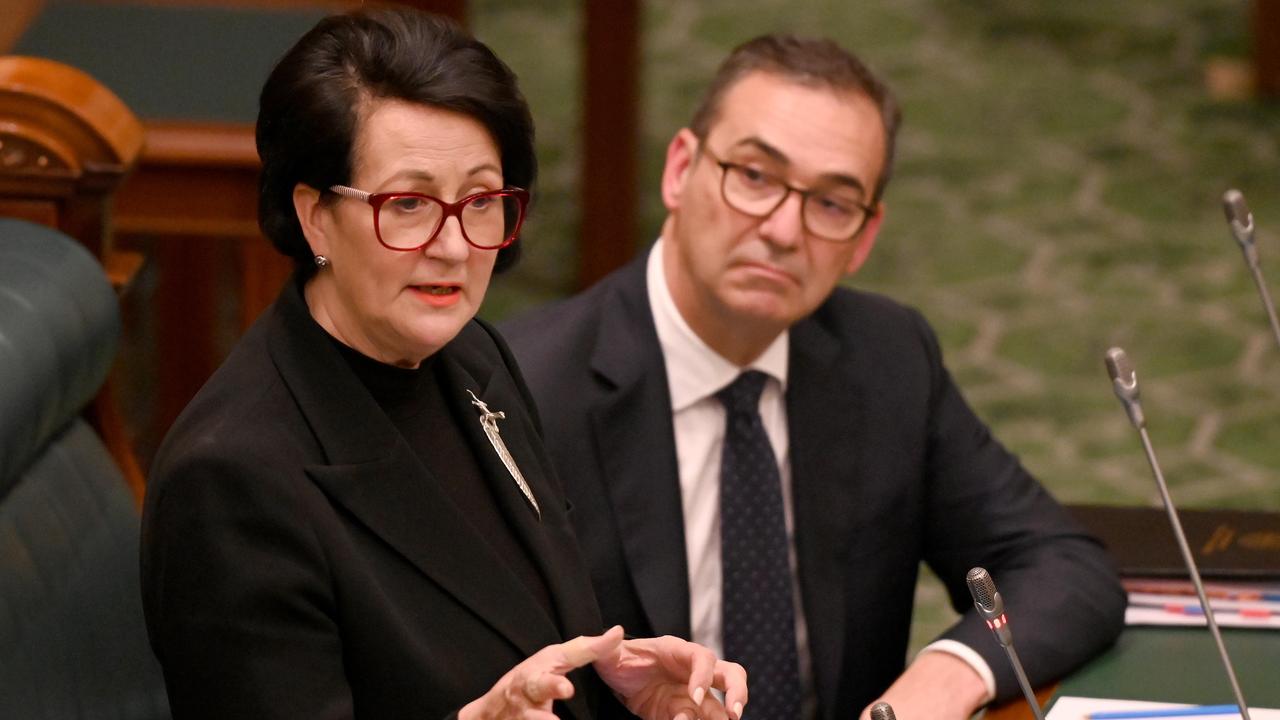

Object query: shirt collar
[646,238,789,413]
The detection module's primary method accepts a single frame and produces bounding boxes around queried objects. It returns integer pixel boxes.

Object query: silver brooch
[467,390,540,519]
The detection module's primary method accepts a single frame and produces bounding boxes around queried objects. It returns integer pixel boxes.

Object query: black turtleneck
[328,336,557,627]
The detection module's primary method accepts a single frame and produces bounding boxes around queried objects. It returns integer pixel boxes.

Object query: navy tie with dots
[716,370,801,720]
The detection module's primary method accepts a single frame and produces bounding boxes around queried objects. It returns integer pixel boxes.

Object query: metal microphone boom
[1104,347,1251,720]
[1222,189,1280,352]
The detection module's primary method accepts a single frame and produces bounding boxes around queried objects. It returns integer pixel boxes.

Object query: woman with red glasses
[140,9,746,720]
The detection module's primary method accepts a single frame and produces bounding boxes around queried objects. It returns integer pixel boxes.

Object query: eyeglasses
[702,148,876,242]
[329,185,530,251]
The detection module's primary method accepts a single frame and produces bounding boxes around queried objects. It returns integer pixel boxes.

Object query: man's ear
[660,128,700,212]
[844,200,886,275]
[293,183,330,259]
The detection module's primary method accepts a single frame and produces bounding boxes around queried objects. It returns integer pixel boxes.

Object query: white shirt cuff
[916,639,997,703]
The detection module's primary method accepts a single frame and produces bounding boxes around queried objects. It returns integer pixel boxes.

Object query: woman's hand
[593,633,748,720]
[459,627,626,720]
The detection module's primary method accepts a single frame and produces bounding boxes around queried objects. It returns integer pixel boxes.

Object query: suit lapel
[788,313,873,720]
[267,282,564,665]
[434,344,601,720]
[588,259,692,638]
[438,343,604,643]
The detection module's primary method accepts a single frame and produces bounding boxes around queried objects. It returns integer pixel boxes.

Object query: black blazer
[501,254,1126,720]
[141,280,616,720]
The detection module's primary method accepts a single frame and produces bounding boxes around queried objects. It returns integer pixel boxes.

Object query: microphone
[1222,189,1280,351]
[1104,348,1252,720]
[1104,348,1144,430]
[869,701,897,720]
[966,567,1045,720]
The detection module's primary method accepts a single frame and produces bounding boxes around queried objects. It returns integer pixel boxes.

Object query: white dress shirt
[645,240,996,716]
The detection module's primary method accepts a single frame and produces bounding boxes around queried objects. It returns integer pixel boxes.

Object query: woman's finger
[713,660,748,720]
[697,688,732,720]
[682,640,716,707]
[521,671,574,705]
[554,625,625,671]
[663,696,701,720]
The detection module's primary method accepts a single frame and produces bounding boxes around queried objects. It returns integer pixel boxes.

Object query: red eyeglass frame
[329,185,530,251]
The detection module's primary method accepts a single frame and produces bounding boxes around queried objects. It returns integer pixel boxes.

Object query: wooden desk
[988,626,1280,720]
[986,684,1058,720]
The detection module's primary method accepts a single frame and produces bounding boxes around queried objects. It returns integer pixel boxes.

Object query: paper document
[1125,606,1280,629]
[1047,696,1280,720]
[1121,579,1280,629]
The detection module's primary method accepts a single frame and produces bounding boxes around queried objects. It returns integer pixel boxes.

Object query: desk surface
[1055,627,1278,706]
[988,627,1278,720]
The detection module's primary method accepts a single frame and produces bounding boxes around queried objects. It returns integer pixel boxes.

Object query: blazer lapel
[788,314,871,720]
[437,328,602,720]
[438,344,605,640]
[588,260,691,638]
[267,282,564,663]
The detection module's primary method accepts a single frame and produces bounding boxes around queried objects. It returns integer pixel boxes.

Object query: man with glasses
[503,34,1124,720]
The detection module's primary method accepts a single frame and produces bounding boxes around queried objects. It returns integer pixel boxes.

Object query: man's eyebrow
[729,137,789,164]
[727,136,869,195]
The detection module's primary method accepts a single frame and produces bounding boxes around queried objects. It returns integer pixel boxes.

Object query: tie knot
[715,370,769,415]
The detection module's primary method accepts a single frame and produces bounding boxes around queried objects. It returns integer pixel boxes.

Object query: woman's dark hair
[256,7,535,278]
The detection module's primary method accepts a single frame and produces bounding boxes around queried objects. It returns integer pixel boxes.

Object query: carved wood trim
[116,122,261,238]
[0,56,143,171]
[142,120,258,168]
[0,129,73,172]
[0,54,147,505]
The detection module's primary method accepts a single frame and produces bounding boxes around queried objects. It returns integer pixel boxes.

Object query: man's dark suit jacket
[141,279,618,720]
[501,253,1126,720]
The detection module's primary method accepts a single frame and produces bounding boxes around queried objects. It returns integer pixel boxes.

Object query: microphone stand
[1131,424,1251,720]
[1003,644,1045,720]
[1223,189,1280,352]
[1245,262,1280,352]
[1106,348,1252,720]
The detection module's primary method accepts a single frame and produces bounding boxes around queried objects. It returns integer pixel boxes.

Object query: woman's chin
[396,319,470,362]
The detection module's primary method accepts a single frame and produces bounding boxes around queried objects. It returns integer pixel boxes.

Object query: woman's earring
[314,255,329,269]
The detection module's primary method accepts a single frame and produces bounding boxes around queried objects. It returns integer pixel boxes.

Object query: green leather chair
[0,218,170,719]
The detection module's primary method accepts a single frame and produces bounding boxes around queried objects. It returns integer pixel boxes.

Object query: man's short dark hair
[256,7,535,278]
[689,34,902,203]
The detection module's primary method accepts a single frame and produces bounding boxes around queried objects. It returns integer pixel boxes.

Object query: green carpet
[472,0,1280,654]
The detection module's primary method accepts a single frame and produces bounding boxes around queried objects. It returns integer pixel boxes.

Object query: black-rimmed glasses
[702,149,875,242]
[329,185,530,251]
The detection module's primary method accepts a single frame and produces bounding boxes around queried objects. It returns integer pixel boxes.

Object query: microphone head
[1105,347,1146,429]
[1222,189,1256,250]
[1104,346,1135,387]
[1104,347,1139,401]
[870,702,897,720]
[965,566,1004,617]
[967,566,1014,647]
[1222,189,1251,228]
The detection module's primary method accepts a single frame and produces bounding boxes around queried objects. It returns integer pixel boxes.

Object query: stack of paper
[1122,579,1280,629]
[1046,697,1280,720]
